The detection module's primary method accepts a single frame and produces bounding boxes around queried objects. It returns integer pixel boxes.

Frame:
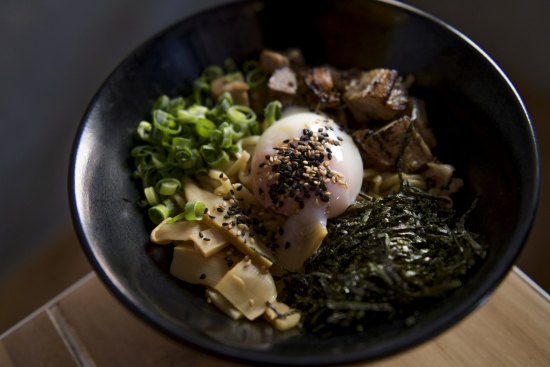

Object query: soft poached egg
[251,109,363,270]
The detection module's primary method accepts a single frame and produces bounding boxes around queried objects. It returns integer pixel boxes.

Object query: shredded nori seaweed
[280,182,485,336]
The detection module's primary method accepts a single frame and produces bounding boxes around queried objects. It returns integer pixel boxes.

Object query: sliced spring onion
[192,78,212,106]
[202,65,224,82]
[263,100,282,129]
[148,204,170,225]
[242,60,259,73]
[227,105,256,130]
[183,201,206,221]
[144,186,159,206]
[153,110,181,135]
[224,58,237,72]
[155,178,182,196]
[195,118,217,138]
[153,95,170,111]
[246,68,267,89]
[137,121,152,141]
[200,144,230,168]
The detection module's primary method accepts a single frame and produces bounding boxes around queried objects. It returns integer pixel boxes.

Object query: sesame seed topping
[258,126,347,212]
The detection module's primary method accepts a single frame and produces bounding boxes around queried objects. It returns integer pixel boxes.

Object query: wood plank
[0,312,77,367]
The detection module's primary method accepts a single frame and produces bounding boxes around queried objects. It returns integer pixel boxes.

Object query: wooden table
[1,267,548,366]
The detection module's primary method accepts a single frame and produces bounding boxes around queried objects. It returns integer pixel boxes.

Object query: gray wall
[1,0,548,288]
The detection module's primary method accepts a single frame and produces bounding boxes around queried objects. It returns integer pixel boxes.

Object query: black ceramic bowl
[69,0,540,365]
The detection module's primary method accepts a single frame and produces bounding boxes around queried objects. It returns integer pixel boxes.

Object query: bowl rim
[68,0,541,365]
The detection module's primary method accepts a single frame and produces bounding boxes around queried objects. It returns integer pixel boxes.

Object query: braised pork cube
[260,49,290,73]
[352,116,432,172]
[267,66,298,105]
[211,73,250,106]
[302,66,340,108]
[283,48,305,67]
[344,69,408,122]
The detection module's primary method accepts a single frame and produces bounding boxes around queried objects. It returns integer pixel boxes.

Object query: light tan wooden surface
[1,268,549,366]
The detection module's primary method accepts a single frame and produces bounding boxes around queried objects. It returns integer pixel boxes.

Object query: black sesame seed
[200,273,206,279]
[216,207,224,212]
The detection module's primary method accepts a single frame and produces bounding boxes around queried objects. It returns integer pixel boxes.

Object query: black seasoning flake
[199,273,206,279]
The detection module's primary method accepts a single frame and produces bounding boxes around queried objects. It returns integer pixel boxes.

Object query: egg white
[250,110,363,270]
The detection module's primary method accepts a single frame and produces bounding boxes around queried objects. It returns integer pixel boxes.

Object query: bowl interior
[70,0,539,365]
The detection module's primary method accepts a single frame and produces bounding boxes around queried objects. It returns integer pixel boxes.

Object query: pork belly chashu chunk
[260,49,290,73]
[260,49,305,73]
[352,115,432,173]
[344,68,408,123]
[267,66,298,105]
[302,66,340,109]
[211,73,250,106]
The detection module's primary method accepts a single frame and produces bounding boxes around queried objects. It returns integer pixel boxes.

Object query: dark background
[0,0,548,331]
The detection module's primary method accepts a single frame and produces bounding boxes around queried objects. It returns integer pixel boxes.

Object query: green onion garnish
[155,178,181,196]
[132,60,263,224]
[148,204,170,224]
[264,100,282,129]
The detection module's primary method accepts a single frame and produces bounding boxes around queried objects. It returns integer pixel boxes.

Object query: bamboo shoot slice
[214,258,277,321]
[205,288,243,320]
[170,244,239,287]
[150,219,202,244]
[264,301,301,331]
[189,227,229,257]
